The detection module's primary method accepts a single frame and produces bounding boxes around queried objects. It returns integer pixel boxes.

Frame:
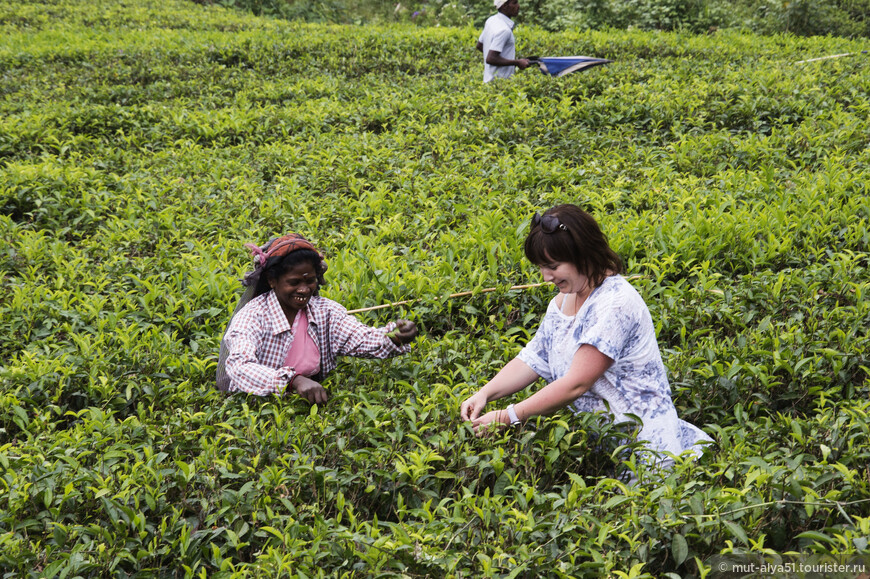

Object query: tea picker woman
[460,205,711,466]
[216,234,418,403]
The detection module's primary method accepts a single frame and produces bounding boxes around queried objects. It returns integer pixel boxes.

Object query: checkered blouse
[222,292,410,396]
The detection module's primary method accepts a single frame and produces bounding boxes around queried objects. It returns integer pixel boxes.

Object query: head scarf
[494,0,508,9]
[241,233,326,288]
[216,233,326,392]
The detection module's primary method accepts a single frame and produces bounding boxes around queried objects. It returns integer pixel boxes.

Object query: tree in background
[197,0,868,36]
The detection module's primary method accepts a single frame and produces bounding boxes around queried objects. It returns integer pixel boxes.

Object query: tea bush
[1,0,869,577]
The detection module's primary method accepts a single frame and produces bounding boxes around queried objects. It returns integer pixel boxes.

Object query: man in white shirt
[476,0,531,82]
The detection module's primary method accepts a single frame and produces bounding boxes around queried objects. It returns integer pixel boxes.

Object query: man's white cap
[494,0,508,8]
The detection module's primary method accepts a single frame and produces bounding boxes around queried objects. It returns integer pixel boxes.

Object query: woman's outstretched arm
[460,357,541,421]
[469,345,612,434]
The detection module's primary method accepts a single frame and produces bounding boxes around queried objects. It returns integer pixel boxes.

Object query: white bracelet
[506,404,521,425]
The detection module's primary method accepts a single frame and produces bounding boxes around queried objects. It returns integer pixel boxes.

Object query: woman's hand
[389,319,418,345]
[292,375,328,404]
[460,391,488,422]
[471,409,509,436]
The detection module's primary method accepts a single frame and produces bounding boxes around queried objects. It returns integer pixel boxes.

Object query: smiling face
[538,259,592,296]
[268,261,319,320]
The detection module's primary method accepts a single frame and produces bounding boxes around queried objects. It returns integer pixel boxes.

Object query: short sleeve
[488,28,512,54]
[572,281,645,363]
[517,302,556,382]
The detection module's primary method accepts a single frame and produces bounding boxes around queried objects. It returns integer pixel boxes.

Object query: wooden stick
[344,274,730,315]
[346,282,551,314]
[793,51,867,64]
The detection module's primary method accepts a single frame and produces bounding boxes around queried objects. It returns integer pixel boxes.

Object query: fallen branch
[346,282,551,314]
[793,51,867,64]
[346,274,672,314]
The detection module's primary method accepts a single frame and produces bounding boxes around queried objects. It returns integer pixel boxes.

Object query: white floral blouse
[518,275,712,458]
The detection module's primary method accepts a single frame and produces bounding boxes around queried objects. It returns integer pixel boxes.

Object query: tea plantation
[1,0,868,576]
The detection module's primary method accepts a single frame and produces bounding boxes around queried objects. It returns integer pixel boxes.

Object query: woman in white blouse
[460,205,711,464]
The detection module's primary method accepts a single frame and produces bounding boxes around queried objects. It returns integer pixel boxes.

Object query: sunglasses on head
[531,212,568,234]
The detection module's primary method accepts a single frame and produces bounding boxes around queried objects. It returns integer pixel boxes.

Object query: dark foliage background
[199,0,870,36]
[1,0,868,577]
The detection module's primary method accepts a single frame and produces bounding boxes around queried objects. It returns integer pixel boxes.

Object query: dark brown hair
[524,204,623,286]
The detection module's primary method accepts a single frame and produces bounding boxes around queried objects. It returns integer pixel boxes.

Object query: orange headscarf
[242,234,326,288]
